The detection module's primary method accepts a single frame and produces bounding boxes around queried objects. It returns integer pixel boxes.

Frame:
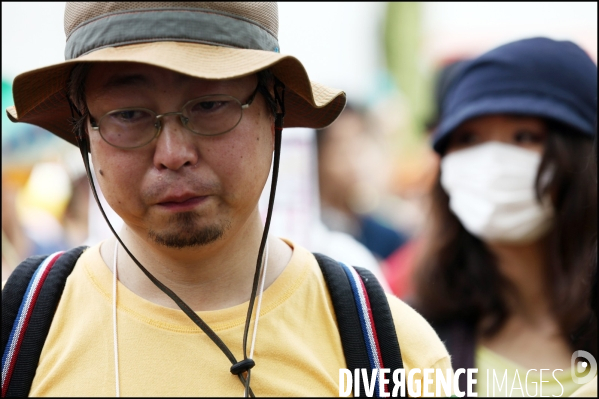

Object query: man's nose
[152,113,200,171]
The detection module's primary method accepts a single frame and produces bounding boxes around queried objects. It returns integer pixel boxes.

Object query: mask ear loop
[67,96,258,396]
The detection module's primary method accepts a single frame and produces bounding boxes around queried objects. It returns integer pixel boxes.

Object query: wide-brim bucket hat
[6,2,346,147]
[432,37,597,154]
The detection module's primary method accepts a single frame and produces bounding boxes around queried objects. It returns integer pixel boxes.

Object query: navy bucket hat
[432,37,597,154]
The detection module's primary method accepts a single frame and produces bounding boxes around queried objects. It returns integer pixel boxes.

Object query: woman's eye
[453,131,477,145]
[514,130,545,144]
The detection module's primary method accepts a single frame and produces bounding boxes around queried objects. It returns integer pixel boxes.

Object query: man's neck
[99,210,292,311]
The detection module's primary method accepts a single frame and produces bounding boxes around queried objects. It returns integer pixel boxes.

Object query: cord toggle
[230,359,256,375]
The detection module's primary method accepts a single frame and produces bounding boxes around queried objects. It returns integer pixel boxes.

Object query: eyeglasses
[90,84,261,149]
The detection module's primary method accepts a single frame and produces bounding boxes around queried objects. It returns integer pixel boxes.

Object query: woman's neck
[487,239,550,320]
[480,239,573,370]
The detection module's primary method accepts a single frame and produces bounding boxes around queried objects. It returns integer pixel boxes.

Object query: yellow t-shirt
[28,240,452,397]
[476,345,580,397]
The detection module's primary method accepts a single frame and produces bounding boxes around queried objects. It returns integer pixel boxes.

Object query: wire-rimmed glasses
[90,84,260,149]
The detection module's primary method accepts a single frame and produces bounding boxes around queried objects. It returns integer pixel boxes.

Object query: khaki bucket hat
[6,2,346,147]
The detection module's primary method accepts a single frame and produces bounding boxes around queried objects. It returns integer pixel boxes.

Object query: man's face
[85,63,274,248]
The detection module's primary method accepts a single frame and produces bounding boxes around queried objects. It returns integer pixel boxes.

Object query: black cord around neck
[240,78,286,396]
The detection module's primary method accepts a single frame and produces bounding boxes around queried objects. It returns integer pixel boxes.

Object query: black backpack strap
[353,267,404,381]
[314,253,371,371]
[314,253,405,398]
[2,245,88,397]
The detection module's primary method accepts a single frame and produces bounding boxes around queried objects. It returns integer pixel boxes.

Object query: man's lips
[157,195,208,211]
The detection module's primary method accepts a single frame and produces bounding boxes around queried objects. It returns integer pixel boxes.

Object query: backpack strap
[353,266,404,379]
[314,253,404,398]
[2,245,88,397]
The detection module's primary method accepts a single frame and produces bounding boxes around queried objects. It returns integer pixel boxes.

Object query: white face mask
[440,142,554,244]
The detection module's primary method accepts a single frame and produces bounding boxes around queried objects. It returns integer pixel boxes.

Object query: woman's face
[439,114,555,245]
[446,115,547,154]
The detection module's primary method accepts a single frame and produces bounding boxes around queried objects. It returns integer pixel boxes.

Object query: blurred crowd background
[2,2,597,293]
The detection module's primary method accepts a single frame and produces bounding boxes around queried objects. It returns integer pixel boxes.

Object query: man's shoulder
[296,247,451,371]
[385,294,452,370]
[2,243,99,292]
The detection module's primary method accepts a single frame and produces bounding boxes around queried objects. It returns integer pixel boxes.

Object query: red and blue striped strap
[1,251,64,397]
[339,261,385,397]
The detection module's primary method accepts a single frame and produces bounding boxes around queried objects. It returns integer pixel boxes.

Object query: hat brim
[432,94,595,154]
[7,41,346,147]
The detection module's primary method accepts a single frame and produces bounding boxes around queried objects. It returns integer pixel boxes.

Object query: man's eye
[111,110,148,123]
[193,101,227,112]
